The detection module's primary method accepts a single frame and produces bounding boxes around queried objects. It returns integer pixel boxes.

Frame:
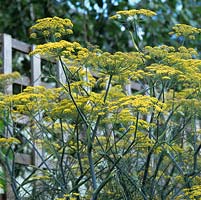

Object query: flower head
[110,9,156,20]
[30,16,73,40]
[170,24,201,40]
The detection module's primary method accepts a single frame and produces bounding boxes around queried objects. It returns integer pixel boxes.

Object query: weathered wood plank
[13,114,30,124]
[2,34,12,94]
[131,82,145,91]
[1,35,16,200]
[15,153,32,165]
[31,45,41,86]
[41,81,56,88]
[1,34,15,200]
[14,75,30,86]
[12,38,31,53]
[56,61,66,86]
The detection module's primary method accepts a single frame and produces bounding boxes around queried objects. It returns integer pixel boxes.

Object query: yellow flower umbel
[170,24,201,40]
[0,72,20,92]
[88,50,144,76]
[176,185,201,200]
[30,40,89,65]
[30,16,73,40]
[110,9,156,51]
[110,8,156,20]
[0,137,21,146]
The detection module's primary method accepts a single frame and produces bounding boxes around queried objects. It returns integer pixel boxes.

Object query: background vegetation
[1,0,201,51]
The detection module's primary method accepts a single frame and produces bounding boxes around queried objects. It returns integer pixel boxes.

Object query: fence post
[31,45,41,86]
[56,60,66,86]
[2,34,12,94]
[1,34,15,200]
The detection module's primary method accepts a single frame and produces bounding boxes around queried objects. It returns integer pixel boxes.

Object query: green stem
[88,74,113,193]
[129,31,140,52]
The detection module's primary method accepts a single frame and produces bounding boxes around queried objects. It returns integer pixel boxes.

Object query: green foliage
[1,1,201,51]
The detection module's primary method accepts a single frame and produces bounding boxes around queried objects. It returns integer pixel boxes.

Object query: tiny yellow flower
[72,192,80,196]
[30,32,37,38]
[43,30,50,37]
[54,32,62,38]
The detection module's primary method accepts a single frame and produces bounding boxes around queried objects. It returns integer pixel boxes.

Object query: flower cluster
[170,24,201,40]
[0,72,20,92]
[110,8,156,20]
[88,50,144,76]
[177,185,201,199]
[133,45,201,86]
[30,40,89,63]
[30,16,73,39]
[145,63,183,80]
[55,192,80,200]
[0,137,21,146]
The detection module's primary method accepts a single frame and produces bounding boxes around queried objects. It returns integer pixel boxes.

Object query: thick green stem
[88,151,97,191]
[129,31,140,52]
[88,74,113,194]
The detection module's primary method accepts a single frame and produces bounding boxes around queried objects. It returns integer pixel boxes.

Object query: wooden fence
[0,33,144,200]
